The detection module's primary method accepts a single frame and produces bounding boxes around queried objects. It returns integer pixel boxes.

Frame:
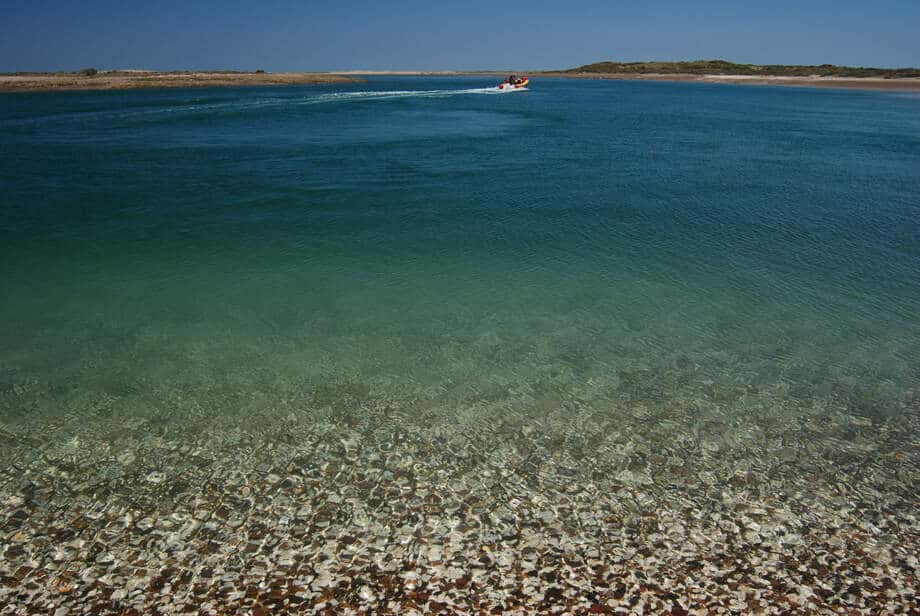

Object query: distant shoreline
[0,71,363,93]
[343,70,920,92]
[536,71,920,91]
[4,69,920,93]
[339,70,920,91]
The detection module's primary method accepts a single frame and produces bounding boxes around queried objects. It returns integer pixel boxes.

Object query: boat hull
[498,77,529,91]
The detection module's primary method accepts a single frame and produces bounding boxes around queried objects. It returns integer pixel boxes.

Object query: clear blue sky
[2,0,919,72]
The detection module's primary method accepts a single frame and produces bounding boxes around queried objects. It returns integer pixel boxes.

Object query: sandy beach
[0,71,362,93]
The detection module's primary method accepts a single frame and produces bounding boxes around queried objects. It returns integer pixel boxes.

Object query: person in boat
[508,74,517,85]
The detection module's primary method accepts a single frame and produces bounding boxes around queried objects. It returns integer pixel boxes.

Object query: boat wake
[0,87,520,130]
[301,87,511,104]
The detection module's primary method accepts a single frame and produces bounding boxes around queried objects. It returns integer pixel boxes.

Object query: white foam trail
[0,87,513,129]
[299,87,505,105]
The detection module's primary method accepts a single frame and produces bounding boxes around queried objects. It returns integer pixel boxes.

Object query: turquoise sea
[1,77,918,613]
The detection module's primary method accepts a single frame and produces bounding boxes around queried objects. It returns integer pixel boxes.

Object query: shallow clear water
[1,77,918,612]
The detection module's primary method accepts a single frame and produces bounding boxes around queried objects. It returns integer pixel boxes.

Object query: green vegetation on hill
[565,60,920,78]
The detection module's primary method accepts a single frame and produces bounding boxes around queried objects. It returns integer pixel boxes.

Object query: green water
[3,78,918,402]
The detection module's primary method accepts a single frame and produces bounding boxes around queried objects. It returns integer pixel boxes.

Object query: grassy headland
[538,59,920,90]
[0,70,363,93]
[561,59,920,78]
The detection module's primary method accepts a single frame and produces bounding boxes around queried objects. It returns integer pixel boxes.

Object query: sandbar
[0,71,363,93]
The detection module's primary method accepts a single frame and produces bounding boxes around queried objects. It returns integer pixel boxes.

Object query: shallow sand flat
[0,72,362,93]
[537,72,920,91]
[1,373,917,614]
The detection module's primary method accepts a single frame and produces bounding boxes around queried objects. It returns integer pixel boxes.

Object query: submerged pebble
[0,331,917,615]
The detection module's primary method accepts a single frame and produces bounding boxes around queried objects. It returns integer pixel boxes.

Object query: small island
[0,69,363,93]
[539,59,920,90]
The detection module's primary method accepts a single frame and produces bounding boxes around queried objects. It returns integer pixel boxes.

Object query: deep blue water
[1,76,919,419]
